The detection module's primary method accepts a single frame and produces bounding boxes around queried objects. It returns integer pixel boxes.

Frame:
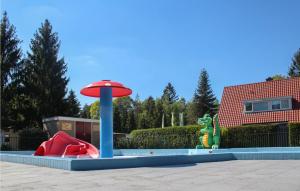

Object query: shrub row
[289,123,300,146]
[7,122,300,150]
[115,122,300,149]
[220,123,283,148]
[115,125,202,149]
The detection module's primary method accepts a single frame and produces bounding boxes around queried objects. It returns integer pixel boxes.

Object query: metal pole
[162,114,164,128]
[171,112,174,127]
[100,87,113,158]
[179,113,184,126]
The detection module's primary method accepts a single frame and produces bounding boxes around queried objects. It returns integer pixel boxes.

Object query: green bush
[114,137,134,149]
[19,128,48,150]
[128,125,202,149]
[116,123,295,149]
[289,123,300,146]
[220,123,282,148]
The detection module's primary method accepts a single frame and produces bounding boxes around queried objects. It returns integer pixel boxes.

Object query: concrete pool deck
[1,160,300,191]
[1,148,300,171]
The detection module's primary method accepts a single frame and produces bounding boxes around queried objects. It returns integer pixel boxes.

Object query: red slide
[34,131,99,159]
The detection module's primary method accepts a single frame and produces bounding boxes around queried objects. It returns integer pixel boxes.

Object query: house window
[253,101,268,112]
[244,97,292,113]
[245,102,252,112]
[281,99,290,109]
[271,100,281,110]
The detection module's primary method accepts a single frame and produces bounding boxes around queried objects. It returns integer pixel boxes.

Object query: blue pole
[100,87,113,158]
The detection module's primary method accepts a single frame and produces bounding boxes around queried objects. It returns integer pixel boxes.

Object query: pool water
[116,147,300,156]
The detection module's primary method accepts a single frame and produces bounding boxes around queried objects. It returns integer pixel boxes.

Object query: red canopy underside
[80,86,132,98]
[80,80,132,98]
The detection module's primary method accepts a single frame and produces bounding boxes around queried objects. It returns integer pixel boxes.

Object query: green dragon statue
[196,114,220,149]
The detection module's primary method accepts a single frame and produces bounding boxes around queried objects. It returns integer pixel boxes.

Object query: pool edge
[1,149,300,171]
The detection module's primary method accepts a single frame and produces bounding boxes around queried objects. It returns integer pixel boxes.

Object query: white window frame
[271,100,281,110]
[243,96,292,113]
[244,102,253,112]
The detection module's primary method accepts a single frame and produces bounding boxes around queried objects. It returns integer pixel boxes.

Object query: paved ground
[1,160,300,191]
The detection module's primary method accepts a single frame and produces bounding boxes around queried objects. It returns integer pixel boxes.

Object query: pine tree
[154,98,164,128]
[288,49,300,77]
[113,104,122,132]
[161,82,178,127]
[133,94,142,129]
[0,12,22,129]
[213,99,220,114]
[162,82,178,104]
[138,112,148,129]
[80,104,91,118]
[113,97,133,132]
[125,109,136,133]
[193,69,216,119]
[22,19,69,126]
[143,96,156,128]
[171,97,186,126]
[186,101,196,125]
[1,12,22,88]
[65,90,80,117]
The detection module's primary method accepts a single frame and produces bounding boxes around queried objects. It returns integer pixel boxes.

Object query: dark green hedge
[118,125,202,149]
[19,128,48,150]
[221,123,281,148]
[289,123,300,146]
[115,122,299,149]
[114,137,135,149]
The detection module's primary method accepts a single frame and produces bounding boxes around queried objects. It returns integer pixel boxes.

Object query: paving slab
[1,160,300,191]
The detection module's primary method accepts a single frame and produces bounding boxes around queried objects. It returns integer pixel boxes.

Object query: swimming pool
[1,147,300,171]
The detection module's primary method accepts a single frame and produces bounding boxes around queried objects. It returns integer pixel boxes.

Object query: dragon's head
[197,114,212,127]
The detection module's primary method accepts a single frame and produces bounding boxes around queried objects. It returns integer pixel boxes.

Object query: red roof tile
[218,77,300,127]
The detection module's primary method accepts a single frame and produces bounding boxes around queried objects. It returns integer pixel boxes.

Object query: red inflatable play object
[80,80,132,98]
[34,131,99,159]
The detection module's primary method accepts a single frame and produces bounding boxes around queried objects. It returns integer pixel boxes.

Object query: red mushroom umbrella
[80,80,132,158]
[80,80,132,98]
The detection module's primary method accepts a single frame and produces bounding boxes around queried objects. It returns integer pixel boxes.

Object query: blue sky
[2,0,300,106]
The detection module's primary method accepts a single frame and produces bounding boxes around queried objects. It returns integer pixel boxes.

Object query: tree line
[1,12,217,133]
[80,78,219,133]
[1,12,80,131]
[1,12,299,133]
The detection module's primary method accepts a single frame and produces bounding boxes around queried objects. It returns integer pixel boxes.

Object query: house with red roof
[218,77,300,127]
